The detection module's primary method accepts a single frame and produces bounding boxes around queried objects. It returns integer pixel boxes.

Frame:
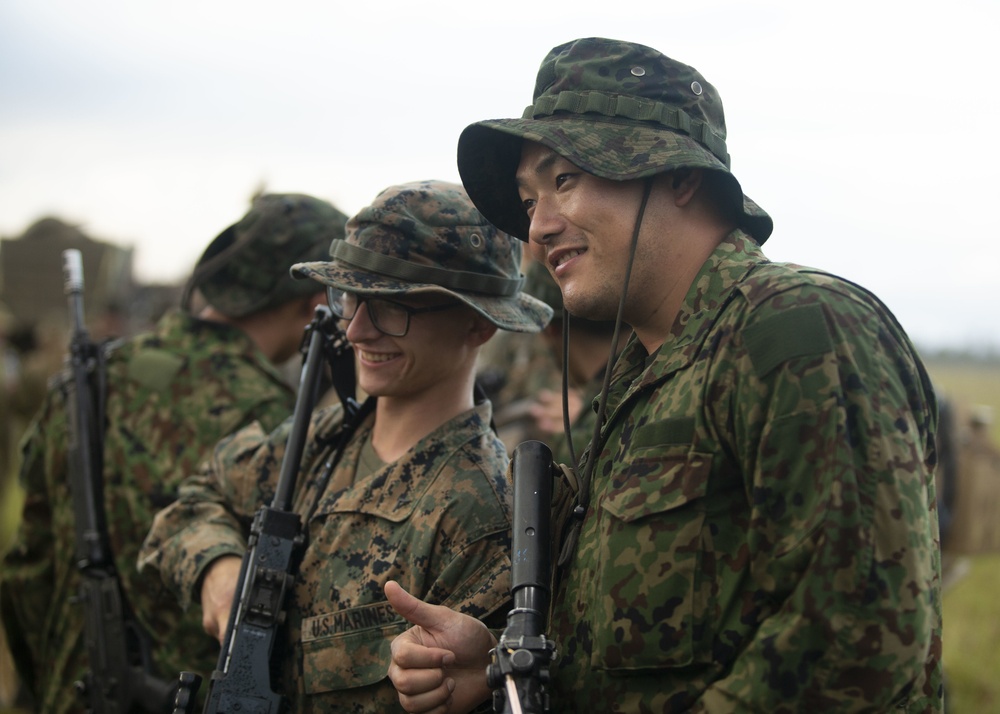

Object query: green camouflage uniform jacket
[0,310,295,714]
[139,399,512,713]
[548,231,942,713]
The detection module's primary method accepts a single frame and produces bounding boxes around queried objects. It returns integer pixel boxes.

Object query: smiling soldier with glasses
[140,179,552,712]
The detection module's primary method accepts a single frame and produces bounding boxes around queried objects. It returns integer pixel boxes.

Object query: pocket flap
[602,451,711,522]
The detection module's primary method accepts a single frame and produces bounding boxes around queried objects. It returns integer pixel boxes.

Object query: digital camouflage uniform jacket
[139,399,512,713]
[548,231,942,713]
[0,310,296,714]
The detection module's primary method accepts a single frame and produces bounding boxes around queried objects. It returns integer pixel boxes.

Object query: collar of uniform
[312,399,497,522]
[175,308,294,388]
[606,229,764,408]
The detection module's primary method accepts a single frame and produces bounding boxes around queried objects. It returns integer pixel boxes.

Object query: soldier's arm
[694,291,939,712]
[138,418,290,610]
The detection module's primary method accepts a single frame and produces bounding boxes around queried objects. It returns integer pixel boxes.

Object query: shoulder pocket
[128,348,184,391]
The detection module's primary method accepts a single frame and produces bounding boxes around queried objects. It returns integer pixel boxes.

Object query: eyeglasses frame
[327,287,461,337]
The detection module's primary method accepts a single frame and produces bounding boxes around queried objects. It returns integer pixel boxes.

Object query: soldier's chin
[563,295,616,323]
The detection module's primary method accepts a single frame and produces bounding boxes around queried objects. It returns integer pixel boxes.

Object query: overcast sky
[1,0,997,352]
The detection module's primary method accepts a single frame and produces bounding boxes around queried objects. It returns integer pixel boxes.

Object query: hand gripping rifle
[173,304,356,714]
[62,249,179,713]
[486,440,559,714]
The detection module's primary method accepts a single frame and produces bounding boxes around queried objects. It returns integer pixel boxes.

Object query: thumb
[385,580,446,631]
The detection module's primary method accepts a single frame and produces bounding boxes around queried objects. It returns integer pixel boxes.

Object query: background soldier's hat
[292,180,552,333]
[183,193,348,318]
[457,37,773,244]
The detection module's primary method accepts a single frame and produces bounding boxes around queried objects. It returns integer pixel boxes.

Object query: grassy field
[924,356,1000,713]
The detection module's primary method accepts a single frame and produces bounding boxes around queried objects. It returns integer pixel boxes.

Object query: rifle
[62,248,178,713]
[173,304,357,713]
[486,440,558,714]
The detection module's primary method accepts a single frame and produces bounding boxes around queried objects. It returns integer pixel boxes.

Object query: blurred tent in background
[0,217,134,334]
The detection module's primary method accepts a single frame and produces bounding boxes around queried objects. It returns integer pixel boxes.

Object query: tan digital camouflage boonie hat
[183,193,348,318]
[457,37,773,244]
[292,180,552,333]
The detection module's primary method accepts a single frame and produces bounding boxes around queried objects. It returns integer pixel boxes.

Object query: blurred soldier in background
[474,275,559,445]
[0,300,25,710]
[0,193,347,713]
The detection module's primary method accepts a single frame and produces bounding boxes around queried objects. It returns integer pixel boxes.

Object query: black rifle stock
[173,304,355,714]
[487,440,558,714]
[62,248,178,713]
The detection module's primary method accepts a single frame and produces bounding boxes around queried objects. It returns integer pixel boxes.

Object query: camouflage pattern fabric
[547,231,942,713]
[139,399,512,712]
[0,310,296,714]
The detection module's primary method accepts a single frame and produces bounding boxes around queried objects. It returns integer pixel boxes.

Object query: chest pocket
[300,602,408,694]
[591,430,714,672]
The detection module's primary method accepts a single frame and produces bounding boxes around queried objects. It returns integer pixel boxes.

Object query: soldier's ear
[468,316,498,347]
[671,169,703,207]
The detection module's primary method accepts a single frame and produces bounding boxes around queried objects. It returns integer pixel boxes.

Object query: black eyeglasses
[327,288,460,337]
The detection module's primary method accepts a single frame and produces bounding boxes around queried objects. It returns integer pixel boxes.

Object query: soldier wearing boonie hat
[182,192,347,318]
[385,38,942,714]
[3,191,349,714]
[292,180,550,333]
[457,37,771,246]
[140,180,551,713]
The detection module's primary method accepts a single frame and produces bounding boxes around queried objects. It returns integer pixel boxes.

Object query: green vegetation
[925,356,1000,712]
[941,554,1000,712]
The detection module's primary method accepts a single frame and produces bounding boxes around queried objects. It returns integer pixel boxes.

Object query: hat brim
[458,116,772,244]
[291,261,552,333]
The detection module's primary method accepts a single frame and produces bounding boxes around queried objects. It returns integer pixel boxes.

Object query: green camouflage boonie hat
[291,180,552,333]
[182,193,348,318]
[458,37,772,244]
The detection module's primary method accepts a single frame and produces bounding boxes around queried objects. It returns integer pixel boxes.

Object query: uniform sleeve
[238,392,298,436]
[138,417,292,610]
[695,292,941,712]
